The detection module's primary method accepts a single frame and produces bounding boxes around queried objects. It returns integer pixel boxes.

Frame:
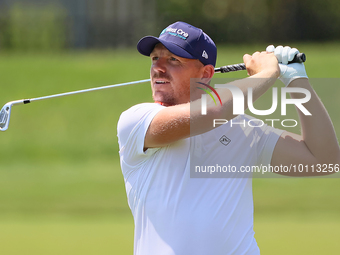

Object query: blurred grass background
[0,43,339,254]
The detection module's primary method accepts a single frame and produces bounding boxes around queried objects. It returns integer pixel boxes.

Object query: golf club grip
[291,52,306,63]
[215,64,246,73]
[215,52,306,73]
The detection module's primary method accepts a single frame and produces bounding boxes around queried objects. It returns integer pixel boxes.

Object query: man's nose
[152,58,167,73]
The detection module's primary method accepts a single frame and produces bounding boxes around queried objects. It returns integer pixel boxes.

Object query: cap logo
[160,27,189,40]
[202,50,209,59]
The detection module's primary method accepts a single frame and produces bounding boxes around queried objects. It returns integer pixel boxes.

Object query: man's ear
[202,64,215,79]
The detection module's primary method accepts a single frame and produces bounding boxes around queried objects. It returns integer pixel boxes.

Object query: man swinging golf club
[117,21,340,255]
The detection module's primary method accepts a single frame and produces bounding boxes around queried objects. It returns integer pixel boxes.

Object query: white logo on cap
[202,50,209,59]
[161,27,189,40]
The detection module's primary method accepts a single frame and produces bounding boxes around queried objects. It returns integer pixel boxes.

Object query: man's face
[150,44,204,106]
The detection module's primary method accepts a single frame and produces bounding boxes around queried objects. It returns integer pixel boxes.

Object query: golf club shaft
[26,79,152,104]
[22,62,250,104]
[21,52,307,104]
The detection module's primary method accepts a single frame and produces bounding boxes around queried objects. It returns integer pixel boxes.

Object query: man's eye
[152,57,159,61]
[170,57,178,61]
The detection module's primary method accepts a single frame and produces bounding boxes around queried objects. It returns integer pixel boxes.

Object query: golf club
[0,53,306,132]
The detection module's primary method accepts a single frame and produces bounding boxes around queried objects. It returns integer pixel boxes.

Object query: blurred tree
[298,0,340,41]
[6,3,67,51]
[0,0,340,50]
[156,0,340,44]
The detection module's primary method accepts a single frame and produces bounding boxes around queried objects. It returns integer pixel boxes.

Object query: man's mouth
[154,80,170,85]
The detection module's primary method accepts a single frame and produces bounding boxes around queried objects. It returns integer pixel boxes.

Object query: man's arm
[145,52,280,149]
[271,78,340,176]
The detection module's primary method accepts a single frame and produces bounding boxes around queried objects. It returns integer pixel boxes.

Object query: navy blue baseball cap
[137,21,217,67]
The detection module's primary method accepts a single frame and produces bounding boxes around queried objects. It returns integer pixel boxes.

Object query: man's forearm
[289,78,340,164]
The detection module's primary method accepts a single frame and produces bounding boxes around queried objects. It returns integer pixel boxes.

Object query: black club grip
[290,52,306,63]
[214,52,306,73]
[214,63,246,73]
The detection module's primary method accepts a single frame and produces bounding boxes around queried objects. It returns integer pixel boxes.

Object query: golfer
[117,21,339,254]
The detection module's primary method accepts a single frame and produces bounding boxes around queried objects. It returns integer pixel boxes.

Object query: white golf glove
[266,45,308,87]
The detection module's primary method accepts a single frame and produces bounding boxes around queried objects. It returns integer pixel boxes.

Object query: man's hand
[266,45,308,87]
[243,51,280,78]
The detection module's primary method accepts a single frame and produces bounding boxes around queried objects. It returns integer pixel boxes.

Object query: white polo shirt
[117,103,283,255]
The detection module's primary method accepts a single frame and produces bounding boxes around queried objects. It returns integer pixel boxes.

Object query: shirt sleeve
[254,118,284,166]
[117,103,164,170]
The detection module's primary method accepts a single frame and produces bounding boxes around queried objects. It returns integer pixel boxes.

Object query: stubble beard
[152,72,177,106]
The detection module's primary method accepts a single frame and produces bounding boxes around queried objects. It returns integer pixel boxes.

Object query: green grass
[0,216,134,255]
[256,217,340,255]
[1,42,340,254]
